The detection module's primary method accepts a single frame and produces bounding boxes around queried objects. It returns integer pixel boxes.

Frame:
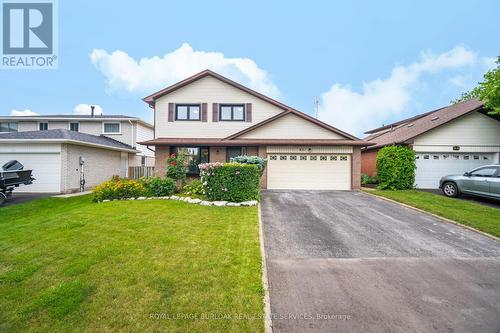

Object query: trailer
[0,160,34,206]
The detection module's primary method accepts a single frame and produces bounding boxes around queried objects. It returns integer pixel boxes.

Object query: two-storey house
[141,70,372,190]
[0,114,153,193]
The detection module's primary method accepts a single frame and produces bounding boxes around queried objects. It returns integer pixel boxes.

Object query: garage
[415,152,497,188]
[266,146,353,190]
[0,145,62,193]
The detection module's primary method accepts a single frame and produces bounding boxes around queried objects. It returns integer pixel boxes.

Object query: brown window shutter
[245,103,252,122]
[201,103,207,122]
[212,103,219,122]
[168,103,174,122]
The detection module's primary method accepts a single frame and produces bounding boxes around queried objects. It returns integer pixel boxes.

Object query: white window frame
[102,122,121,134]
[38,121,49,131]
[69,122,80,132]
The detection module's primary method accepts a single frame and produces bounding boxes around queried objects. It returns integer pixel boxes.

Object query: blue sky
[1,0,499,136]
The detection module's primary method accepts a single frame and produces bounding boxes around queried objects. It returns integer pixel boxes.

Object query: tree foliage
[453,55,500,114]
[376,146,416,190]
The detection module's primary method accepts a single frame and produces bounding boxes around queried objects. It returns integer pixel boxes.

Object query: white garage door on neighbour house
[0,144,62,193]
[415,152,496,189]
[267,147,352,190]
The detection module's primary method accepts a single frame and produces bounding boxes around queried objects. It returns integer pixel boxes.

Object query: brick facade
[360,149,378,177]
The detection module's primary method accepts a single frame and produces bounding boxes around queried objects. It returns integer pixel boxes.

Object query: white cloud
[73,104,103,115]
[481,56,497,69]
[448,75,466,87]
[90,43,280,98]
[318,46,477,137]
[10,109,39,116]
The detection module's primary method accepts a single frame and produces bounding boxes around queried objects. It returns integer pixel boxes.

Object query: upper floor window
[0,122,18,133]
[220,104,245,121]
[69,122,79,132]
[176,104,200,121]
[103,122,121,134]
[39,122,48,131]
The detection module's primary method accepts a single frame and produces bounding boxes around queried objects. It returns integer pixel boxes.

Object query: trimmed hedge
[199,162,260,202]
[376,146,416,190]
[230,155,267,176]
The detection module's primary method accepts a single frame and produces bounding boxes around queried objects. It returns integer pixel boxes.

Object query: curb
[258,203,273,333]
[361,190,499,242]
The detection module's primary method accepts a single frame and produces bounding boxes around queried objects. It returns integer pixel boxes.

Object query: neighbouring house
[362,99,500,188]
[0,129,137,193]
[0,114,154,167]
[140,70,372,190]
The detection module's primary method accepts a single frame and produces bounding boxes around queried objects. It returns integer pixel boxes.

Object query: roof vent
[431,116,439,121]
[407,124,414,128]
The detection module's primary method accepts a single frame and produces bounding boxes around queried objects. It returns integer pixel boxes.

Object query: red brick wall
[361,149,378,177]
[351,147,361,189]
[154,146,170,176]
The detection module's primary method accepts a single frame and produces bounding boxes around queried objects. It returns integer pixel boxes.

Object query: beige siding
[413,112,500,147]
[136,123,154,157]
[17,121,38,131]
[61,143,122,193]
[155,76,284,138]
[239,113,345,139]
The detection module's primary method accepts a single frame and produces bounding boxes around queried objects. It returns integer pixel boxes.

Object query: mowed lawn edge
[364,189,500,238]
[0,195,264,332]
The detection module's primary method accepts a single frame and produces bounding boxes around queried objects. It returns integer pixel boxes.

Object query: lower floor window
[173,147,209,174]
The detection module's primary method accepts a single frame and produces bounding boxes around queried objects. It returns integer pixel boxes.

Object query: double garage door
[415,152,497,188]
[267,153,351,190]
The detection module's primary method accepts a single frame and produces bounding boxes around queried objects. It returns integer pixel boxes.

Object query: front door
[226,147,246,162]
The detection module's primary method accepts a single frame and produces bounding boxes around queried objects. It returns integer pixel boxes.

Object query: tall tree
[453,55,500,114]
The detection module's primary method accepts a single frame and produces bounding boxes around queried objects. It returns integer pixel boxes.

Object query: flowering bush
[93,177,148,202]
[199,162,260,202]
[166,151,187,183]
[140,176,176,197]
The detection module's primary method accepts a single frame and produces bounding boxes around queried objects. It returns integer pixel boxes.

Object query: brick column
[155,146,170,176]
[351,146,361,190]
[209,146,227,163]
[258,145,267,189]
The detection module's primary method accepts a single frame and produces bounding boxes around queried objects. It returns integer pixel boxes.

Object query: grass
[0,195,264,332]
[365,189,500,237]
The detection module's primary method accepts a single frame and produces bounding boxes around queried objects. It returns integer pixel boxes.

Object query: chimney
[90,105,95,117]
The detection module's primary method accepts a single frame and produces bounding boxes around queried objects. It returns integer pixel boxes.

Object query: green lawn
[0,196,264,332]
[365,190,500,237]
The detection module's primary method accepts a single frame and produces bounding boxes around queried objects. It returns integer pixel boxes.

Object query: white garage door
[0,153,61,193]
[267,154,351,190]
[415,152,496,189]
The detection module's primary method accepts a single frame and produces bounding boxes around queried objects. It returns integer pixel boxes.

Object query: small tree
[453,55,500,114]
[376,146,416,190]
[166,151,187,186]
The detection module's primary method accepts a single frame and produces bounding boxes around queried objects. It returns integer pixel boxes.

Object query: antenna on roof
[90,105,95,117]
[314,96,319,119]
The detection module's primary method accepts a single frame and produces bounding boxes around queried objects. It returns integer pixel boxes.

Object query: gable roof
[363,99,486,150]
[143,69,364,143]
[0,129,137,152]
[142,69,290,110]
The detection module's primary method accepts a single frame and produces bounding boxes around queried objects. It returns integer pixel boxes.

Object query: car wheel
[442,182,459,198]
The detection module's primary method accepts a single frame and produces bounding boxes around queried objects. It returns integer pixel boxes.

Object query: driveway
[261,190,500,333]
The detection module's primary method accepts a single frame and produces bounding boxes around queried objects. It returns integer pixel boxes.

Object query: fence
[129,166,155,179]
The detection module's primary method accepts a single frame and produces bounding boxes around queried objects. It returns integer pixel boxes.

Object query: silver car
[439,164,500,199]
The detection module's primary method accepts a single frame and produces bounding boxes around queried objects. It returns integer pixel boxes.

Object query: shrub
[141,176,175,197]
[361,173,378,185]
[93,178,147,202]
[199,162,260,202]
[181,179,204,197]
[230,155,267,176]
[376,146,416,190]
[166,151,187,183]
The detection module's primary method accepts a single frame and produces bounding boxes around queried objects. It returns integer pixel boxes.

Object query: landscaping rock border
[99,196,258,207]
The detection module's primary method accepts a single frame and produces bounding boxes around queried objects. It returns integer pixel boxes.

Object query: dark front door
[226,147,246,162]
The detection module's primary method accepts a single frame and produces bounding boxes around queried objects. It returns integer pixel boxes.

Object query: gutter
[0,139,138,153]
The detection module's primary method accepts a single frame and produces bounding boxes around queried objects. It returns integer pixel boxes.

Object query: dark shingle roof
[364,99,487,149]
[0,129,136,151]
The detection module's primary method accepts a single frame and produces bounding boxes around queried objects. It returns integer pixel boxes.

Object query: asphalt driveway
[261,190,500,333]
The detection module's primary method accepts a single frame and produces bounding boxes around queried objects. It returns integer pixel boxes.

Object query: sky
[1,0,499,137]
